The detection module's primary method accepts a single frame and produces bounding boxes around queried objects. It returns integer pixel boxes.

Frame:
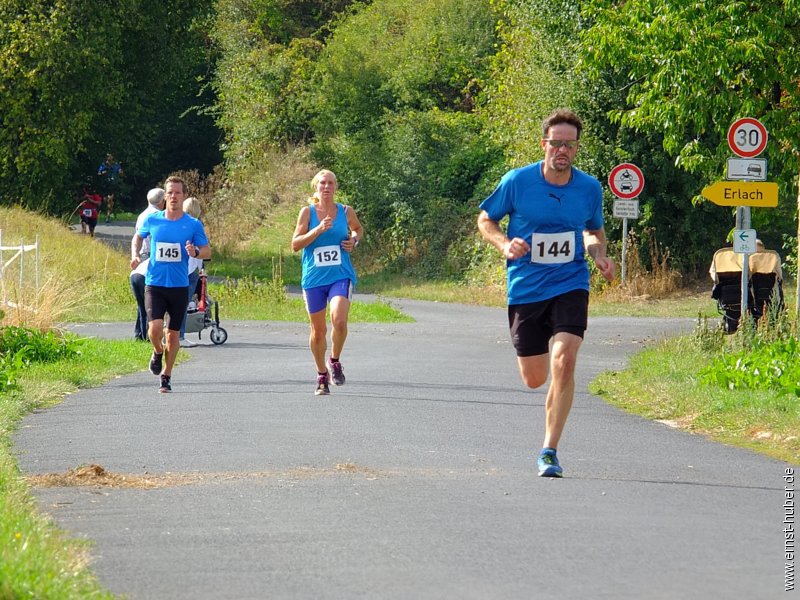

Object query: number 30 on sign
[728,118,768,158]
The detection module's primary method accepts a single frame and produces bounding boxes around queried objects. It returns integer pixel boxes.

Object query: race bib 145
[154,241,182,262]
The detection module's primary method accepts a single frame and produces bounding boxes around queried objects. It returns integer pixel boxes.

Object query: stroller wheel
[210,327,228,345]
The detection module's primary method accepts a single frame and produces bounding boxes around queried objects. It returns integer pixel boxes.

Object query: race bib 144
[530,231,576,264]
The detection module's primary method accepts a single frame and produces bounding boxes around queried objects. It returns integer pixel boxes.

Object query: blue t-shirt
[479,161,604,305]
[301,203,357,290]
[139,211,209,287]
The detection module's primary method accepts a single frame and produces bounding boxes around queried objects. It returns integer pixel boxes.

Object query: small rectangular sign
[733,229,757,254]
[726,158,767,181]
[613,199,639,219]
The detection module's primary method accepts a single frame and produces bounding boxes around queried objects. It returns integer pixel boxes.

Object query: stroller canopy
[709,247,781,283]
[709,246,783,333]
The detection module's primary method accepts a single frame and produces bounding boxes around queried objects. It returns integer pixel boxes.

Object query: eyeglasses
[543,139,579,149]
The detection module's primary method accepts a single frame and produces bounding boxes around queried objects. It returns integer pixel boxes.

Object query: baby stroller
[184,267,228,344]
[709,247,783,333]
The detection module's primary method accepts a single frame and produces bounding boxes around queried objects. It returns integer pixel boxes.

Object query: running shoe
[179,338,197,348]
[159,374,172,393]
[537,448,563,478]
[149,351,163,375]
[315,372,330,396]
[327,358,346,386]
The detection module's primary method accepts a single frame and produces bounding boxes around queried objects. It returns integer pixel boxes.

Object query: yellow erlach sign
[702,181,778,207]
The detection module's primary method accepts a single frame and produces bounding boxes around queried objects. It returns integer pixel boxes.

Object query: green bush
[700,337,800,396]
[698,308,800,396]
[0,327,80,392]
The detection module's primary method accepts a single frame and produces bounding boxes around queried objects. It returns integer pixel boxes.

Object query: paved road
[13,297,793,599]
[80,218,137,252]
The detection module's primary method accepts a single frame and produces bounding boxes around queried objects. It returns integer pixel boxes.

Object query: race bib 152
[313,245,342,267]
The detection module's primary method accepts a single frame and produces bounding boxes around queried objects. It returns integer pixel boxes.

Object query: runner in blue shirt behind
[130,175,210,393]
[291,169,364,396]
[478,109,615,478]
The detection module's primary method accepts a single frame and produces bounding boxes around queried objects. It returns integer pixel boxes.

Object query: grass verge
[1,337,152,599]
[589,324,800,464]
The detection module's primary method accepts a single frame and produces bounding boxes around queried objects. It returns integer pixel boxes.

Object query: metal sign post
[735,207,752,317]
[621,216,629,284]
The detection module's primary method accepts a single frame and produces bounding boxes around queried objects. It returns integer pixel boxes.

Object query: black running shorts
[508,289,589,357]
[145,285,190,332]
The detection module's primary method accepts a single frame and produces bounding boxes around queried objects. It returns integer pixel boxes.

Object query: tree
[0,0,129,211]
[0,0,222,213]
[211,0,358,160]
[308,0,502,273]
[89,0,222,205]
[581,0,800,287]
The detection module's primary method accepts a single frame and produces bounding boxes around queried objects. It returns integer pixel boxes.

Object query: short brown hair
[164,175,188,195]
[542,109,583,138]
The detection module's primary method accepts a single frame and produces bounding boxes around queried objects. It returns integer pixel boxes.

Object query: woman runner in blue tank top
[291,169,364,396]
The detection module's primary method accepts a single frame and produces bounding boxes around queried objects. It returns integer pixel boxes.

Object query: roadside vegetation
[0,329,143,599]
[591,310,800,464]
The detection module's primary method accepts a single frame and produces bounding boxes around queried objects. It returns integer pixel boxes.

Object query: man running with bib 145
[130,175,210,393]
[478,109,615,478]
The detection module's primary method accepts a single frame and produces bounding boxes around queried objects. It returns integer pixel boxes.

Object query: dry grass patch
[599,233,682,301]
[177,146,317,255]
[0,206,130,328]
[27,464,175,489]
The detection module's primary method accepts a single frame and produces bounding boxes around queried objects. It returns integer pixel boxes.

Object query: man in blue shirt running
[131,175,211,393]
[478,109,615,477]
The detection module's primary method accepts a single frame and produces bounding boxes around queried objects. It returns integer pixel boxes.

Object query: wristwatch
[193,247,200,258]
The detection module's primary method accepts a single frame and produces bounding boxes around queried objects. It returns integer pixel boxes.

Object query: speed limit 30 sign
[728,118,768,158]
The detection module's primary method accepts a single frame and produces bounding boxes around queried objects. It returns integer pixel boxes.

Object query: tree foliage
[3,0,798,280]
[308,0,502,273]
[0,0,221,213]
[0,0,127,210]
[580,0,800,255]
[213,0,502,275]
[212,0,356,160]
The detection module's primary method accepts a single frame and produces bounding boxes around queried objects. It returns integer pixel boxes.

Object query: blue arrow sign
[733,229,757,254]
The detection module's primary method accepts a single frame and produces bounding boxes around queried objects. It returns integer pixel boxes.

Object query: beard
[549,156,572,172]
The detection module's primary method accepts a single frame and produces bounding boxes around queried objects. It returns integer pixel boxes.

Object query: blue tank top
[301,203,357,290]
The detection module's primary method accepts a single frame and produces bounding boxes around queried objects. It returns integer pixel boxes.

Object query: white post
[18,238,24,292]
[35,235,40,290]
